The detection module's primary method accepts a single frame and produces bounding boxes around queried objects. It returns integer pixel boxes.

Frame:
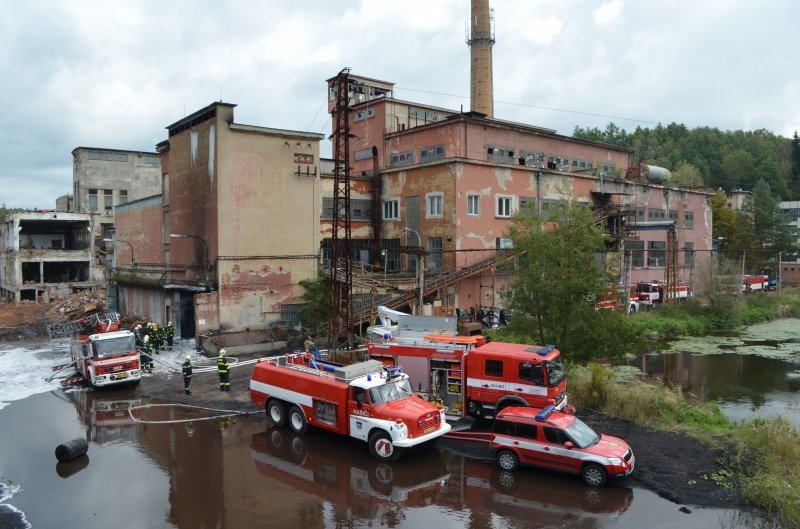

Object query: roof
[496,406,575,429]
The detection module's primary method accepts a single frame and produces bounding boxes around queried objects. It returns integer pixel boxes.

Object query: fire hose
[127,402,263,424]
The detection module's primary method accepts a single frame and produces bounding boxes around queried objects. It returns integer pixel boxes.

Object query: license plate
[424,427,435,434]
[116,373,128,379]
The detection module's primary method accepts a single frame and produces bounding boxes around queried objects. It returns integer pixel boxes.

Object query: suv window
[543,426,569,445]
[516,423,538,440]
[493,419,516,436]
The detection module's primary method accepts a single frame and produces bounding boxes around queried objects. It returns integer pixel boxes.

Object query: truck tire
[368,430,402,462]
[267,400,286,427]
[287,405,308,435]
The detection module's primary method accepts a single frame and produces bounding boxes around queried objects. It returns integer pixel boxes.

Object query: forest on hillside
[572,123,800,200]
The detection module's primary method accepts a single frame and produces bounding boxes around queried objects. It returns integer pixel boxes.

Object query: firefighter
[181,355,193,395]
[134,324,143,348]
[140,335,154,372]
[217,349,230,392]
[165,321,175,349]
[304,335,316,357]
[152,323,162,354]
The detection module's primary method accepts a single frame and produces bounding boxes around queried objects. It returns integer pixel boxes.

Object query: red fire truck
[48,312,141,388]
[742,274,769,293]
[249,353,450,462]
[634,280,690,307]
[367,334,568,419]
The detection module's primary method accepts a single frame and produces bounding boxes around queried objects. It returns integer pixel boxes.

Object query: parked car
[491,406,635,486]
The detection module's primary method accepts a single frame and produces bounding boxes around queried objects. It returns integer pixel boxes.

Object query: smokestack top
[467,0,494,118]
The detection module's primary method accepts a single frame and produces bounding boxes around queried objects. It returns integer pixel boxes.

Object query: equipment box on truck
[250,353,450,461]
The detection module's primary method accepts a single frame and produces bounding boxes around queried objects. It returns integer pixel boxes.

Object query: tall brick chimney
[467,0,495,117]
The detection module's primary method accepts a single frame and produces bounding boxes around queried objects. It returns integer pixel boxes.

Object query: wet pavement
[0,339,783,529]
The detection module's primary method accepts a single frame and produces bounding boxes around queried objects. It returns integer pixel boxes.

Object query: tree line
[573,123,800,199]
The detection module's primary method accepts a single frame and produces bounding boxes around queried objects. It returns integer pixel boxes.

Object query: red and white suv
[491,406,635,486]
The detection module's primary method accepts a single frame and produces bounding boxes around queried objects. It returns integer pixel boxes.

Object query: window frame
[426,192,443,219]
[467,194,480,216]
[496,195,513,218]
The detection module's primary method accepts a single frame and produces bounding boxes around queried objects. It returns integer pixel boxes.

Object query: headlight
[608,457,623,466]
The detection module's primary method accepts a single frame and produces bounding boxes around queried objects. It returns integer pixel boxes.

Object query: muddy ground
[138,350,751,513]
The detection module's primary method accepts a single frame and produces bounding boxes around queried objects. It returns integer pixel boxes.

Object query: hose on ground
[128,402,264,424]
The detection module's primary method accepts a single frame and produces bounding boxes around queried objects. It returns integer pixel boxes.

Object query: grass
[630,287,800,340]
[569,363,800,527]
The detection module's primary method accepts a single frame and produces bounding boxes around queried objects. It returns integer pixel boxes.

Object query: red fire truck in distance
[250,353,450,462]
[49,312,141,388]
[634,280,690,308]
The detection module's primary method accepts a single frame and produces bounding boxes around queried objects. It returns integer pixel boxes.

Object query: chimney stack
[467,0,494,117]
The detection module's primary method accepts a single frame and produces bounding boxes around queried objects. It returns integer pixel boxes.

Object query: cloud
[594,1,624,24]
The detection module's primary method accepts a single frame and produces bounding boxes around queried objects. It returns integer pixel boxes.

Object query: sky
[1,0,798,210]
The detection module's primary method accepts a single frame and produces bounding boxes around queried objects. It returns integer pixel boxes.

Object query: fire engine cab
[366,307,568,419]
[635,280,690,307]
[250,353,450,462]
[48,312,141,388]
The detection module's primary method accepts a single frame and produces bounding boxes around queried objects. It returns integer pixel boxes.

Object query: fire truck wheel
[581,463,607,487]
[287,405,308,435]
[496,450,519,471]
[267,400,287,427]
[368,431,402,462]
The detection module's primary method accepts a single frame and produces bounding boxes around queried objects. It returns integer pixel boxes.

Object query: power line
[394,86,659,126]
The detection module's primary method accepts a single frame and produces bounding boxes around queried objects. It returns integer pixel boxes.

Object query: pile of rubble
[45,289,110,323]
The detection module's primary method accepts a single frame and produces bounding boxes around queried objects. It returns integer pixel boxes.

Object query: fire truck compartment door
[396,356,430,393]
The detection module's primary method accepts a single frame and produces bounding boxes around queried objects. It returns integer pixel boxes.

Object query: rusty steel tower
[467,0,495,117]
[329,68,354,345]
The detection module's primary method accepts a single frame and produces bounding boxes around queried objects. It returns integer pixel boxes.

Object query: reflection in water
[249,427,634,528]
[630,350,800,429]
[55,455,89,478]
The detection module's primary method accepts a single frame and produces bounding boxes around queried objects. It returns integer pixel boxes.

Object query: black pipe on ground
[55,438,88,462]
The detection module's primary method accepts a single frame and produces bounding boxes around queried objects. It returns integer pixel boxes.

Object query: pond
[628,318,800,429]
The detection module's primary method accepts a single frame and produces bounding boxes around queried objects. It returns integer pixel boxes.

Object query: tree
[299,275,332,339]
[502,201,638,363]
[710,192,737,242]
[742,179,798,272]
[671,162,704,187]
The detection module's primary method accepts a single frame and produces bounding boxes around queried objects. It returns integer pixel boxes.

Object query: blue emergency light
[386,366,403,378]
[535,405,556,421]
[537,345,556,356]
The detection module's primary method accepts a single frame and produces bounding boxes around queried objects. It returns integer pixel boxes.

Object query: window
[488,146,516,164]
[519,196,534,211]
[519,362,545,386]
[497,196,513,218]
[684,242,694,267]
[88,150,127,162]
[382,199,400,220]
[648,208,666,221]
[684,212,694,229]
[428,237,442,270]
[467,194,480,216]
[354,108,375,121]
[88,189,98,212]
[496,238,514,253]
[571,158,591,171]
[628,240,644,267]
[647,241,666,267]
[426,193,443,218]
[143,154,160,165]
[351,199,372,221]
[420,145,445,163]
[104,190,113,211]
[118,190,128,205]
[543,427,569,445]
[485,359,503,378]
[516,423,539,440]
[354,148,374,161]
[669,210,678,222]
[381,238,400,271]
[629,207,645,222]
[390,151,414,167]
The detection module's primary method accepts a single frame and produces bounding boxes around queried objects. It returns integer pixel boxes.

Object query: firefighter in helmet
[217,349,230,392]
[165,321,175,349]
[182,354,193,395]
[140,335,154,372]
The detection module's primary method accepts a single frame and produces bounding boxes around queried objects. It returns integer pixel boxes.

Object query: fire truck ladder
[47,312,121,340]
[351,249,521,327]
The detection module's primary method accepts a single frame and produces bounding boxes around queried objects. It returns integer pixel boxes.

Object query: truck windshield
[93,335,136,358]
[564,417,600,448]
[545,360,566,387]
[368,378,414,405]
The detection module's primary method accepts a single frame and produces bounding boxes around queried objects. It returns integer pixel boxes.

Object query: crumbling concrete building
[0,211,101,302]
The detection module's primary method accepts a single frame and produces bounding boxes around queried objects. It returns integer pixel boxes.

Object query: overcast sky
[2,0,798,210]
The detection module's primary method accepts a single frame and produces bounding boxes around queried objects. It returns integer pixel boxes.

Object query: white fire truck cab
[250,353,451,462]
